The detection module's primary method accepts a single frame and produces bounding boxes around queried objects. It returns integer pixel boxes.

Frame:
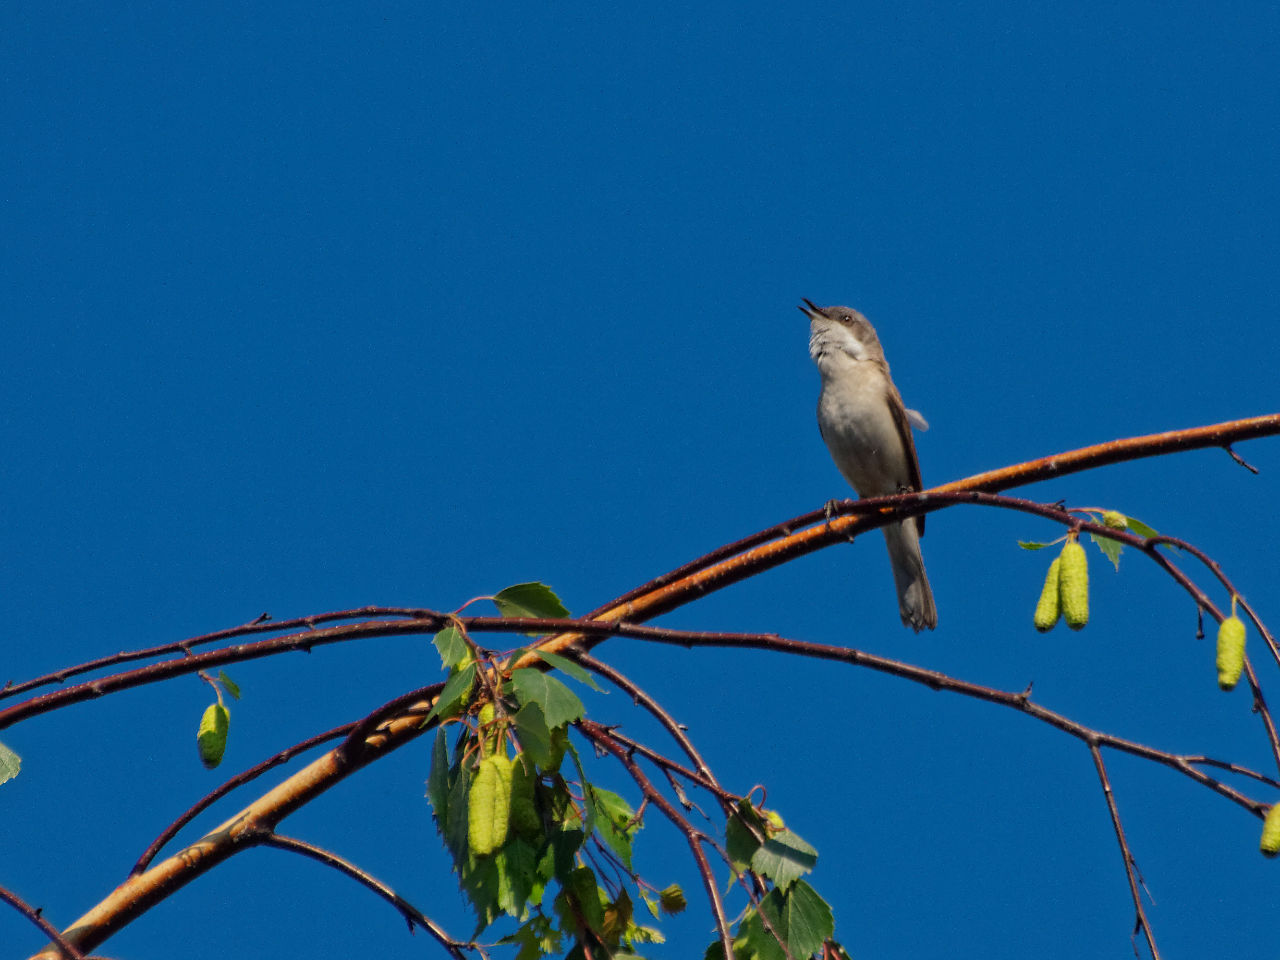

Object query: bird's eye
[841,313,854,323]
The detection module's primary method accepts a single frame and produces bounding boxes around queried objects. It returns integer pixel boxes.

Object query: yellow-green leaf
[0,741,21,785]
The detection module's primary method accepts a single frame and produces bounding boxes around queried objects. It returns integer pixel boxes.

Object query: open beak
[798,298,824,320]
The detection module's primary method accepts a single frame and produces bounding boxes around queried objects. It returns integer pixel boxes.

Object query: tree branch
[24,416,1279,957]
[259,834,474,959]
[1089,745,1160,959]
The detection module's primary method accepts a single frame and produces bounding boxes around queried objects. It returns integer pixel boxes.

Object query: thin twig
[571,651,728,802]
[596,725,735,805]
[1224,445,1259,473]
[1088,744,1160,959]
[0,884,86,959]
[130,723,355,876]
[260,834,475,959]
[622,630,1267,816]
[0,607,437,701]
[579,720,736,959]
[1183,755,1280,789]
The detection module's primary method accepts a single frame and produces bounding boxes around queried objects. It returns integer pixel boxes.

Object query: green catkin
[1217,615,1247,691]
[1101,510,1127,530]
[468,753,514,855]
[1034,556,1062,632]
[1059,540,1089,630]
[1261,803,1280,857]
[197,703,230,769]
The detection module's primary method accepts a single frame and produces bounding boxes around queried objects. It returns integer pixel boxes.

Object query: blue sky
[3,3,1279,957]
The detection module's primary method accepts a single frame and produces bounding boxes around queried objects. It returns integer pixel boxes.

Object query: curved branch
[579,720,735,959]
[0,883,86,959]
[29,691,443,959]
[547,415,1280,656]
[259,834,474,959]
[623,629,1269,816]
[0,607,435,702]
[130,723,356,876]
[0,618,447,731]
[580,414,1280,622]
[27,416,1279,956]
[571,652,729,804]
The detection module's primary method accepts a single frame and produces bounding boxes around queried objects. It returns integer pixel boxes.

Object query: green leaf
[509,756,543,842]
[750,827,818,890]
[496,838,537,919]
[444,759,473,860]
[461,852,503,934]
[738,906,782,960]
[494,582,571,630]
[587,785,637,870]
[216,670,241,700]
[513,702,557,770]
[0,741,21,785]
[563,742,594,835]
[555,865,605,936]
[601,887,633,945]
[501,916,561,960]
[424,663,477,726]
[752,885,834,957]
[625,921,665,947]
[433,624,472,670]
[1017,540,1052,550]
[426,728,451,819]
[543,825,586,884]
[549,727,569,773]
[502,646,529,671]
[533,649,603,691]
[508,669,585,728]
[640,887,661,920]
[1089,531,1124,570]
[725,800,766,874]
[1125,515,1159,538]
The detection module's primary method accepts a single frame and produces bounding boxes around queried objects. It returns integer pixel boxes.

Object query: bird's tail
[883,520,937,632]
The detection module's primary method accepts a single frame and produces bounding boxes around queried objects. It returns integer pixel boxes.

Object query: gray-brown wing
[886,382,926,538]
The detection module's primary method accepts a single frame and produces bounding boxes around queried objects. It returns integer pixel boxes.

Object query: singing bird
[801,299,937,631]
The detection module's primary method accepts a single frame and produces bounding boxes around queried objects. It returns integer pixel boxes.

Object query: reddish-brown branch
[24,415,1280,957]
[581,413,1280,622]
[578,720,735,959]
[571,651,729,804]
[0,884,86,959]
[0,607,435,702]
[0,619,448,731]
[588,724,735,807]
[259,834,474,959]
[621,629,1268,815]
[1089,745,1160,960]
[130,723,356,876]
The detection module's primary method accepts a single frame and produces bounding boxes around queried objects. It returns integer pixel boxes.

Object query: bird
[800,299,937,631]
